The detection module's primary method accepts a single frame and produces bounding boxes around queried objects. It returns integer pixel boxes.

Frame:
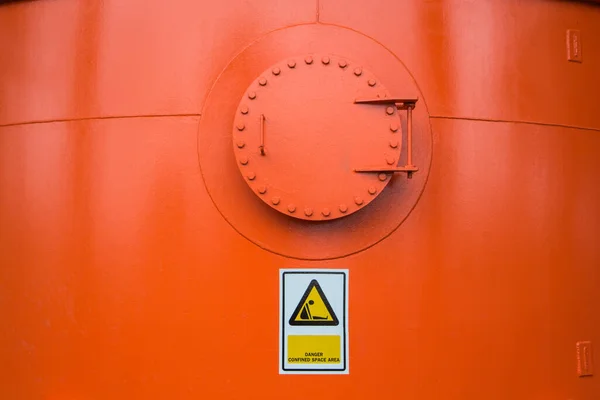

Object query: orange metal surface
[1,1,599,399]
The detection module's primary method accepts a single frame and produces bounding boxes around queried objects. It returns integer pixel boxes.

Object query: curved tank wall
[1,1,599,399]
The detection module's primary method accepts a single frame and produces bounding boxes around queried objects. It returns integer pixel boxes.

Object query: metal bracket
[353,97,418,178]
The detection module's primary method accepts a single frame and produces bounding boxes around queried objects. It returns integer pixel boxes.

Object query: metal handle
[352,97,418,178]
[259,114,266,156]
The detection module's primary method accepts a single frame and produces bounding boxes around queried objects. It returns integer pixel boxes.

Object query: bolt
[236,140,245,148]
[272,67,281,76]
[368,79,376,87]
[287,60,296,68]
[390,122,399,132]
[240,105,249,114]
[353,67,362,76]
[287,204,296,213]
[259,77,267,86]
[378,173,388,181]
[258,185,267,194]
[322,56,330,65]
[236,122,245,131]
[239,156,248,165]
[386,156,396,165]
[368,187,377,195]
[389,139,399,148]
[305,56,313,64]
[247,172,256,180]
[386,106,395,115]
[339,204,348,213]
[304,208,313,217]
[248,91,256,100]
[271,197,280,205]
[338,59,347,68]
[321,208,331,217]
[355,196,364,206]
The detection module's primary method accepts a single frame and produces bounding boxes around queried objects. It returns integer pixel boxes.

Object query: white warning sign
[279,269,348,374]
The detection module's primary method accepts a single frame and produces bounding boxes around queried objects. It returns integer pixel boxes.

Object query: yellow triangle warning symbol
[289,279,339,326]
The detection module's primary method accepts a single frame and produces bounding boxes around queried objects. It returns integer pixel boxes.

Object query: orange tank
[1,1,599,399]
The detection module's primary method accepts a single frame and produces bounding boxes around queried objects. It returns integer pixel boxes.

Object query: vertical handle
[405,104,414,178]
[259,114,266,156]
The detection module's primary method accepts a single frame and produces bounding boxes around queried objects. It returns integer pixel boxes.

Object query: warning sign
[289,280,339,326]
[280,269,348,374]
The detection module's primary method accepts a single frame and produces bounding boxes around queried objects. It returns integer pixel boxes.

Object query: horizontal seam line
[429,115,600,133]
[3,113,597,132]
[0,113,202,128]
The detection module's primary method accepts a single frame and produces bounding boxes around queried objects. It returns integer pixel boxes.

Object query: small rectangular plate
[576,341,593,377]
[567,29,582,63]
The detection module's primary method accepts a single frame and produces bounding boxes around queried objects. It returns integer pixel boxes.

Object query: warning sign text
[287,335,341,364]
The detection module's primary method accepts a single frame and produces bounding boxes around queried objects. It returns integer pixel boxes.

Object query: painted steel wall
[1,1,599,399]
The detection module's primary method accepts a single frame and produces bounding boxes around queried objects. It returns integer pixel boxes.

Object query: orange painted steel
[1,1,599,399]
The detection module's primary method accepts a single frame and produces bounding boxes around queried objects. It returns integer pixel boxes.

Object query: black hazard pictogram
[289,279,339,326]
